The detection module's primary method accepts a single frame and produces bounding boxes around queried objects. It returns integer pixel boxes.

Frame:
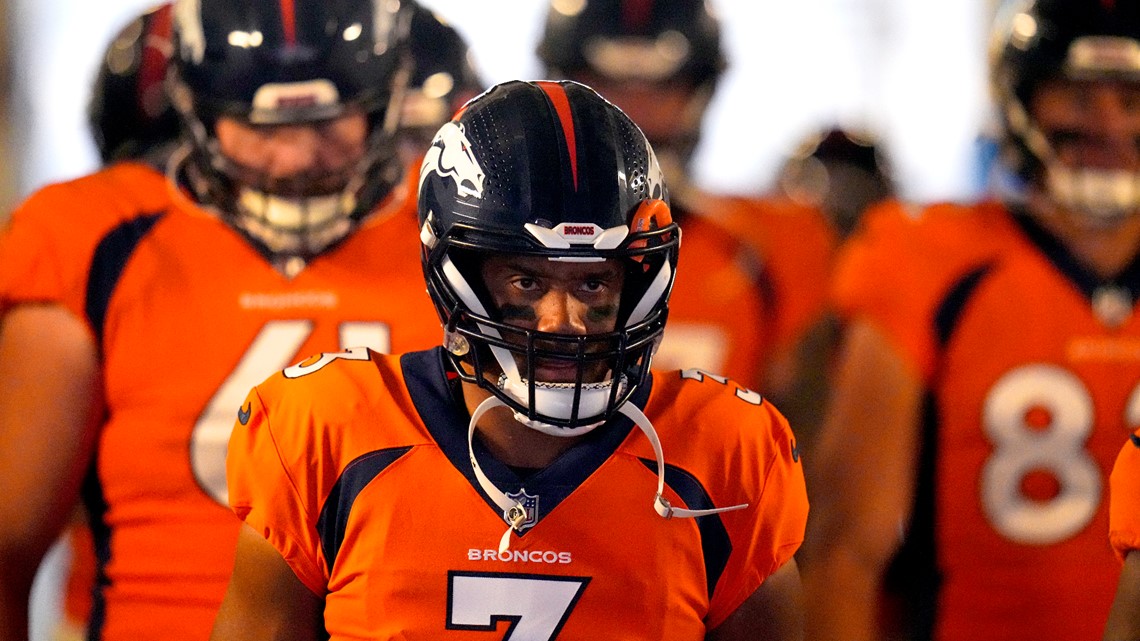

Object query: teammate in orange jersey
[799,2,1140,641]
[535,0,775,391]
[50,8,180,639]
[0,1,443,640]
[1107,428,1140,639]
[211,79,808,641]
[715,129,896,449]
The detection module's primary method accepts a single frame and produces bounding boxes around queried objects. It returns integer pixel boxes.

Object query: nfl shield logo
[504,489,539,532]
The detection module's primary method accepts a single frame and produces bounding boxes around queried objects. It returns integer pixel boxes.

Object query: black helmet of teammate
[168,0,413,265]
[89,3,179,165]
[418,80,678,432]
[991,0,1140,222]
[536,0,724,88]
[778,127,894,237]
[536,0,724,186]
[400,6,484,156]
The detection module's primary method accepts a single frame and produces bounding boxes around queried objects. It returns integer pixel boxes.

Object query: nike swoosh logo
[791,440,801,463]
[238,402,252,426]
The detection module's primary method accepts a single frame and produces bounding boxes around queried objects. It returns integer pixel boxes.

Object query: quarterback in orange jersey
[212,80,808,641]
[535,0,774,390]
[800,2,1140,641]
[0,1,442,640]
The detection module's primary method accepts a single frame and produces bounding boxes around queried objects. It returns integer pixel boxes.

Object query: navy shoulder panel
[638,458,731,600]
[317,446,414,571]
[933,262,995,350]
[85,213,164,343]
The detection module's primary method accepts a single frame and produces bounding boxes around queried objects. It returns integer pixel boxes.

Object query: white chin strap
[467,395,749,554]
[495,374,625,436]
[1046,166,1140,225]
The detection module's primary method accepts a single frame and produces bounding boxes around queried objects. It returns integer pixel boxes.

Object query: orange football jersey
[711,195,838,359]
[833,199,1139,641]
[0,161,442,641]
[228,348,808,639]
[1110,431,1140,560]
[654,207,772,389]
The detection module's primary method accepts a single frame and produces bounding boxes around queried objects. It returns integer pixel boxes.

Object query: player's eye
[581,279,606,293]
[512,277,539,292]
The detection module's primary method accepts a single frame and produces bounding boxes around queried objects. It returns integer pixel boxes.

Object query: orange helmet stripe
[279,0,297,45]
[535,81,579,191]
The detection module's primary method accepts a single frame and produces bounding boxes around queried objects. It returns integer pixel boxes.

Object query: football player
[55,8,180,639]
[536,0,837,409]
[212,79,808,641]
[0,1,442,640]
[799,2,1140,640]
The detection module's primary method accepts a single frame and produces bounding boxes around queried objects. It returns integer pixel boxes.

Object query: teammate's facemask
[167,0,413,271]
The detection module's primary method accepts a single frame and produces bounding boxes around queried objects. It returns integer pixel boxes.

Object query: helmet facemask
[1001,75,1140,227]
[170,68,409,270]
[422,202,678,435]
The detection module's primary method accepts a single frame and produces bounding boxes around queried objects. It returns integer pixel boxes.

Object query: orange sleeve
[708,400,808,628]
[0,188,89,316]
[227,380,330,595]
[1110,433,1140,561]
[0,163,170,318]
[653,373,809,628]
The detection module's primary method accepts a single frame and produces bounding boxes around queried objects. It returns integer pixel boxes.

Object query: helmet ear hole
[628,198,675,263]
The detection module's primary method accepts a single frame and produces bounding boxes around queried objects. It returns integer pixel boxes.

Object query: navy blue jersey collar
[400,347,653,528]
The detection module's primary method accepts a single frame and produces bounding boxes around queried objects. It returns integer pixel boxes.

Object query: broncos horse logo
[419,122,485,200]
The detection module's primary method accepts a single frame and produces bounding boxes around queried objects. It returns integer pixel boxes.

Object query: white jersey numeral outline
[447,572,588,640]
[190,320,390,506]
[981,363,1138,545]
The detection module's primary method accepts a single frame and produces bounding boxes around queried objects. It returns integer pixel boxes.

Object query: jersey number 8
[981,363,1139,545]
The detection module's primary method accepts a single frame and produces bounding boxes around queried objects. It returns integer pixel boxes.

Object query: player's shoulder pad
[649,368,800,466]
[13,162,170,228]
[256,347,394,409]
[652,369,790,432]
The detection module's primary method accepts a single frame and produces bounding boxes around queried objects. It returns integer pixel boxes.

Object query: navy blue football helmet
[89,3,179,165]
[418,80,678,432]
[535,0,724,189]
[399,6,484,156]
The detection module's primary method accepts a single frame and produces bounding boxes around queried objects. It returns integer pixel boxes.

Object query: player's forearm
[800,551,886,641]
